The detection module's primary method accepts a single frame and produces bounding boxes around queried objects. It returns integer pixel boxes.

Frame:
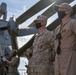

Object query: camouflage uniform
[54,18,76,75]
[28,29,54,75]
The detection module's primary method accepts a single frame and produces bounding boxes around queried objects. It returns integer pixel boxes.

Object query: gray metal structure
[0,2,7,20]
[0,3,11,63]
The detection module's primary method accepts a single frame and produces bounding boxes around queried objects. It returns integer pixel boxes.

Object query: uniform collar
[37,29,47,37]
[61,18,71,26]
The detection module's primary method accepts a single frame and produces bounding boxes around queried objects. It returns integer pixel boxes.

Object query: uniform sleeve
[25,46,33,59]
[47,31,54,49]
[70,20,76,34]
[45,31,55,58]
[46,31,56,62]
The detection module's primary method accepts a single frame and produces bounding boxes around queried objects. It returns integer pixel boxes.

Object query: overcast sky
[0,0,39,20]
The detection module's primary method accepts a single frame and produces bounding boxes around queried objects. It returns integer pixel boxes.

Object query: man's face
[35,20,46,29]
[57,7,70,19]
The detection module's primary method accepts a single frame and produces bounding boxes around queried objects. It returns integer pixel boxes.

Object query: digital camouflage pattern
[27,29,54,75]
